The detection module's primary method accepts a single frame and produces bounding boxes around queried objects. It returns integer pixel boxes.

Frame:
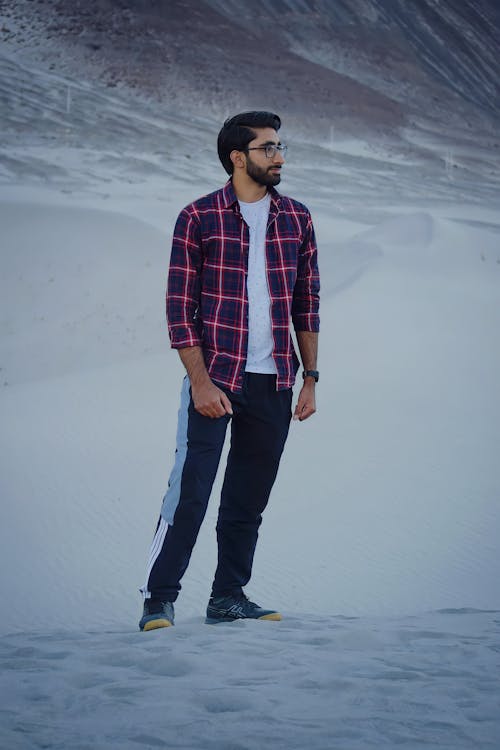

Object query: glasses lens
[265,144,287,158]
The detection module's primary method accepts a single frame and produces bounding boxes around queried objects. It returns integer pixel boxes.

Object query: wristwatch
[302,370,319,382]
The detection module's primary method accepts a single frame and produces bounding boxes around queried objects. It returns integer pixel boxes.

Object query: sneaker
[139,600,174,631]
[205,593,281,624]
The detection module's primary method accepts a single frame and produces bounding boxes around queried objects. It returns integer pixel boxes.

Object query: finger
[209,400,227,418]
[298,407,309,421]
[195,405,212,417]
[299,408,314,421]
[294,400,315,421]
[220,392,233,415]
[202,397,230,418]
[196,401,224,418]
[302,403,317,420]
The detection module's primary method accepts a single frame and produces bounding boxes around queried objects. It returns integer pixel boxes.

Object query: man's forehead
[249,127,280,144]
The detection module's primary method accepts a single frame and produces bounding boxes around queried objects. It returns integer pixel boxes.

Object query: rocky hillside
[1,0,498,140]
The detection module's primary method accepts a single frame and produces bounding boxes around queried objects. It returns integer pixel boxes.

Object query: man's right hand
[177,346,233,418]
[191,379,233,418]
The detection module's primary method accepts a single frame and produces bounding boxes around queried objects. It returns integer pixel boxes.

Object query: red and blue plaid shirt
[167,180,320,392]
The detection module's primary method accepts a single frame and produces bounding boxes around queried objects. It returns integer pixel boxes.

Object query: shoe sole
[205,612,282,624]
[140,618,173,631]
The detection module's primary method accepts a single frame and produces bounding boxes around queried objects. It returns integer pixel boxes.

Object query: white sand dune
[1,177,500,746]
[2,199,499,629]
[1,201,169,384]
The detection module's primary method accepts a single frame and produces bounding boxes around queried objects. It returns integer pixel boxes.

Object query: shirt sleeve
[292,211,320,332]
[166,207,203,349]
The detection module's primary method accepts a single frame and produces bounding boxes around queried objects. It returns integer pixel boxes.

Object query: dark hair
[217,111,281,175]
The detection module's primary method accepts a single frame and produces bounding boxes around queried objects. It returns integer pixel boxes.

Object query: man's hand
[178,346,233,419]
[294,330,318,422]
[192,379,233,419]
[293,380,316,421]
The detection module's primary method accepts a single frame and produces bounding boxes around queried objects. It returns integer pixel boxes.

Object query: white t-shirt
[239,193,277,374]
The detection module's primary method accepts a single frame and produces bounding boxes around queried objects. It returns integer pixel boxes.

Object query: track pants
[141,372,293,602]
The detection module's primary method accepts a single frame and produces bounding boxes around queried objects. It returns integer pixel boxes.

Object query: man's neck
[232,174,268,203]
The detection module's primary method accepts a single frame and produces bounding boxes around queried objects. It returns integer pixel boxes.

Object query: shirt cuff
[168,325,203,349]
[292,313,320,332]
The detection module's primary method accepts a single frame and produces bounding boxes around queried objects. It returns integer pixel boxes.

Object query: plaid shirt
[167,180,320,392]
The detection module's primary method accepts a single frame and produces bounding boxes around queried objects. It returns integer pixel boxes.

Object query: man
[139,111,320,630]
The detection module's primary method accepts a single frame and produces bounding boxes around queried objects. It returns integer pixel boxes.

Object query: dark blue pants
[142,373,292,602]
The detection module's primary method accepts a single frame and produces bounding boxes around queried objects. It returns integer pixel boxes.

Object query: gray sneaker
[206,593,281,624]
[139,600,175,631]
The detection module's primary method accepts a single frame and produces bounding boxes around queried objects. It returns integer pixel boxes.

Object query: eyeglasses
[245,144,288,159]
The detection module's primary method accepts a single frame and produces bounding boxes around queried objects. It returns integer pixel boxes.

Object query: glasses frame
[245,144,288,159]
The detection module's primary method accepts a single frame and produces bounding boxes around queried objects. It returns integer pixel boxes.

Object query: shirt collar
[222,179,282,210]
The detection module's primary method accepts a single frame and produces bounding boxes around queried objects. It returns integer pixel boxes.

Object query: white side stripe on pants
[140,517,169,600]
[140,377,191,600]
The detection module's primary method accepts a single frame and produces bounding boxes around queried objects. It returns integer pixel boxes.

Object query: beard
[245,155,281,187]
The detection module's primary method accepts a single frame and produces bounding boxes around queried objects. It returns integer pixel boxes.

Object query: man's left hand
[293,381,316,421]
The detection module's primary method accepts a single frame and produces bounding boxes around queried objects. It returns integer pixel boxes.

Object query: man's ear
[230,149,246,170]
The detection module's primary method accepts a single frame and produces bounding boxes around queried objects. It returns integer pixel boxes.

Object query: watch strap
[302,369,319,382]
